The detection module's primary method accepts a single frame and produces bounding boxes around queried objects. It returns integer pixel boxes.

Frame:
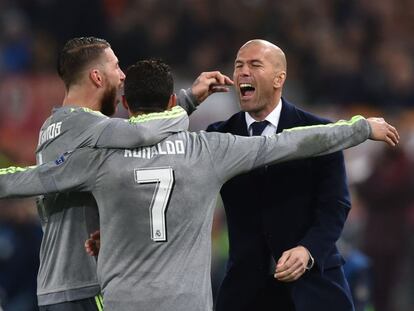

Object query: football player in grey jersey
[32,37,232,311]
[0,59,398,311]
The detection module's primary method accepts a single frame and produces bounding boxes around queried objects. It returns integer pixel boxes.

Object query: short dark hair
[57,37,110,89]
[124,59,174,113]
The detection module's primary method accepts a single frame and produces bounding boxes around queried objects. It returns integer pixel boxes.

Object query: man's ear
[167,94,177,109]
[273,71,286,89]
[121,95,129,112]
[90,69,103,87]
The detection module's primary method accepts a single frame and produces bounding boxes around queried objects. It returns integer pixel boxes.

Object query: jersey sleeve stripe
[284,115,368,133]
[0,166,37,175]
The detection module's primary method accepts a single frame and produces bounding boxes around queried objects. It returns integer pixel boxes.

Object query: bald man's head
[233,39,287,120]
[239,39,287,72]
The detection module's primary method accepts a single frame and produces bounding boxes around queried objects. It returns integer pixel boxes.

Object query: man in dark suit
[207,39,356,311]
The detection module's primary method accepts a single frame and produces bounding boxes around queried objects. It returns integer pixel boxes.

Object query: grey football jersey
[0,116,371,310]
[33,91,192,305]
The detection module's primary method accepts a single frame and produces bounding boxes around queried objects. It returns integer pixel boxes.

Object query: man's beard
[100,85,118,116]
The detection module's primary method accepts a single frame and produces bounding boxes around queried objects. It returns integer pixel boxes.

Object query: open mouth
[240,83,255,97]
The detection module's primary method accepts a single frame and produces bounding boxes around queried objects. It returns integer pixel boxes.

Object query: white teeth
[240,83,253,88]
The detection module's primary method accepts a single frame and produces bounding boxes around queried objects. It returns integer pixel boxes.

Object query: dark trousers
[248,277,295,311]
[216,275,295,311]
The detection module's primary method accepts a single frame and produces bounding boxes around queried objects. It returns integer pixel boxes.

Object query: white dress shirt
[245,99,282,136]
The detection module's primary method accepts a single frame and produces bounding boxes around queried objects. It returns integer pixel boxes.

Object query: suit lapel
[233,112,249,136]
[277,98,302,133]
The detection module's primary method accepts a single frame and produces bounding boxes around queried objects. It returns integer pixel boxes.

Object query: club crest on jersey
[55,152,71,165]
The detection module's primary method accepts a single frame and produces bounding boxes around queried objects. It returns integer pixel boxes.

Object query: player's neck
[62,86,102,111]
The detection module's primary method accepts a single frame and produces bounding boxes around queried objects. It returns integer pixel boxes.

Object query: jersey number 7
[134,167,175,242]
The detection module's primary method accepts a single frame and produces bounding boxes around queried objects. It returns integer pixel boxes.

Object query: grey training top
[33,90,193,305]
[0,116,371,310]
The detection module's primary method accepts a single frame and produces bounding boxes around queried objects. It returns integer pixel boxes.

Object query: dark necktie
[251,120,269,136]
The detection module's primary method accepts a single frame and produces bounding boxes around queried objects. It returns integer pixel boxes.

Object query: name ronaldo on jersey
[124,140,185,159]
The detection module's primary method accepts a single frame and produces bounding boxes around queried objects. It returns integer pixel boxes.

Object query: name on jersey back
[124,140,185,159]
[38,122,62,146]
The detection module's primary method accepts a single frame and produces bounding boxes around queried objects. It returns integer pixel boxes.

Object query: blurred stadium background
[0,0,413,310]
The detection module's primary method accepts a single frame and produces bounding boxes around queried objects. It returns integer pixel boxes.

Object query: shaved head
[233,39,287,120]
[239,39,287,72]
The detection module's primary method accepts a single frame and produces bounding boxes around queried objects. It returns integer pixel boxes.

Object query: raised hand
[191,71,234,104]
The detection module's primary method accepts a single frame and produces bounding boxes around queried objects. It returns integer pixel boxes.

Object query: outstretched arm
[92,106,189,148]
[68,71,233,150]
[0,166,45,198]
[0,149,97,199]
[253,116,398,169]
[209,115,398,183]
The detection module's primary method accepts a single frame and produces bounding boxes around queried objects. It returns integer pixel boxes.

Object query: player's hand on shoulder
[85,230,101,257]
[274,246,310,282]
[191,71,234,104]
[367,117,399,147]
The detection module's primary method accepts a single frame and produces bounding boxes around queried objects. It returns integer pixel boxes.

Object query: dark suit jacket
[207,98,355,311]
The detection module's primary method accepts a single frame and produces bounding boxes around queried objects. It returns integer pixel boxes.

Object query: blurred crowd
[1,0,414,107]
[0,0,413,311]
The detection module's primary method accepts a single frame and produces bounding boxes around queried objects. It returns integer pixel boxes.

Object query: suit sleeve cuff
[305,247,315,270]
